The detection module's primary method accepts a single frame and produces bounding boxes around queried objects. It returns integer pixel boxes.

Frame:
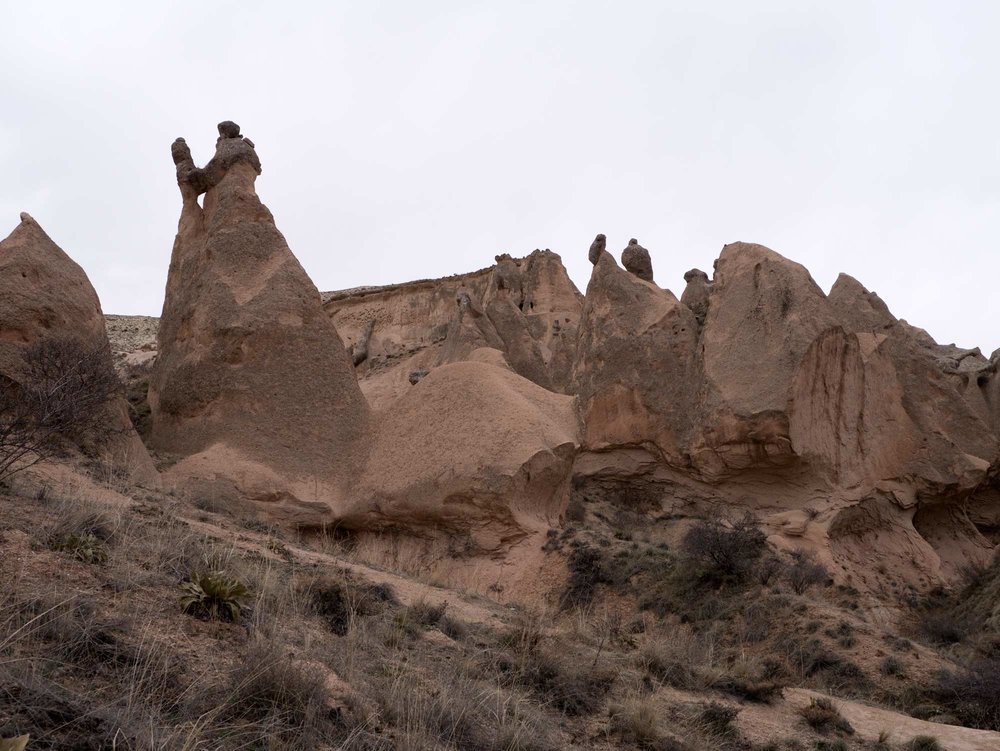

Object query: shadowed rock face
[149,122,370,516]
[0,213,157,483]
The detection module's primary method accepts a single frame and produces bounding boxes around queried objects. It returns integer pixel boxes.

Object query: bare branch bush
[0,337,123,483]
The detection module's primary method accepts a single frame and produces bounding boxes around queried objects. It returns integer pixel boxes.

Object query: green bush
[179,571,248,622]
[51,531,108,564]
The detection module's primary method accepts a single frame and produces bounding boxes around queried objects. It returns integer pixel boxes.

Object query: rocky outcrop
[570,238,1000,589]
[345,360,579,554]
[325,249,583,409]
[572,249,699,465]
[680,268,711,325]
[620,238,653,282]
[0,213,156,482]
[148,122,370,513]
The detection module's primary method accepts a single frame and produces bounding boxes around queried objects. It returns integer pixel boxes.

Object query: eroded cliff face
[324,248,584,410]
[570,237,1000,592]
[90,122,1000,593]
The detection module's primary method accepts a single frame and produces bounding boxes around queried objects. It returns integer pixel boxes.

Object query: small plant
[787,550,830,594]
[933,657,1000,730]
[179,570,249,622]
[681,512,767,583]
[798,697,853,735]
[880,655,904,677]
[698,701,738,735]
[921,613,965,645]
[905,736,941,751]
[608,700,660,746]
[51,531,108,564]
[560,545,604,608]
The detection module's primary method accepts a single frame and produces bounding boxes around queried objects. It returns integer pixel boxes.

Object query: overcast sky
[2,2,998,350]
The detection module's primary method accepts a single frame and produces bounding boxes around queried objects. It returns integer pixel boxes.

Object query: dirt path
[185,517,513,629]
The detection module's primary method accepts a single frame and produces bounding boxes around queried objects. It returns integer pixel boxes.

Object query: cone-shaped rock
[0,213,157,482]
[148,122,370,514]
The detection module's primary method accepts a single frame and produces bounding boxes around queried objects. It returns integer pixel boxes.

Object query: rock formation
[60,121,1000,595]
[348,360,579,554]
[680,268,712,325]
[570,237,1000,590]
[325,249,583,409]
[620,238,654,282]
[0,213,156,482]
[587,233,606,265]
[148,122,370,516]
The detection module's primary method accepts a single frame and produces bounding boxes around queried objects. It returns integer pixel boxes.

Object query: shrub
[179,571,249,622]
[905,737,941,751]
[608,700,660,746]
[47,505,115,564]
[921,613,966,645]
[787,550,829,594]
[697,701,738,735]
[212,641,335,747]
[681,512,767,582]
[934,658,1000,729]
[880,655,905,677]
[518,651,615,715]
[797,697,853,735]
[307,576,395,635]
[636,631,710,691]
[51,531,108,564]
[500,609,545,654]
[561,545,604,608]
[395,599,449,636]
[0,338,123,483]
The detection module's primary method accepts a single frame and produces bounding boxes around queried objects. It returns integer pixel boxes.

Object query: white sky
[2,2,998,351]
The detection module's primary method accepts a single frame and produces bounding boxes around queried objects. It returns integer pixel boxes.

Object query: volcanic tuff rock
[55,120,1000,592]
[571,238,1000,589]
[0,213,157,482]
[347,360,579,553]
[325,248,583,409]
[148,122,370,516]
[620,237,654,282]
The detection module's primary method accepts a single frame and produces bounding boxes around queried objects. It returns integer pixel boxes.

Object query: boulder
[680,268,712,325]
[620,238,653,282]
